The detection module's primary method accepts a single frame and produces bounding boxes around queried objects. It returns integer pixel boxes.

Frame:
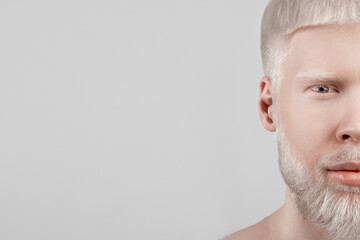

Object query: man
[223,0,360,240]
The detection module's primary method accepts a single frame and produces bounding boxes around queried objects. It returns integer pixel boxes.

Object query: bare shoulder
[221,211,281,240]
[220,222,268,240]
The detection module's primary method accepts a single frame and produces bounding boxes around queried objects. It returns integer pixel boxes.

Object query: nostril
[342,134,350,140]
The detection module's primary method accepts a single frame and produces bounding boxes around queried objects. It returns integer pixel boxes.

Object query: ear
[258,76,276,132]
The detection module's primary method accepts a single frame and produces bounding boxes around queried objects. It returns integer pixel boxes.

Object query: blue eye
[313,85,330,93]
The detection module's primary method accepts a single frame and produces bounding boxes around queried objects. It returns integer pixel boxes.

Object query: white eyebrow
[296,70,338,81]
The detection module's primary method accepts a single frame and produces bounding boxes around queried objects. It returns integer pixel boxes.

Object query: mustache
[319,146,360,167]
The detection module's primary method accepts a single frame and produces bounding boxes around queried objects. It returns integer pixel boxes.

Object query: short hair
[261,0,360,90]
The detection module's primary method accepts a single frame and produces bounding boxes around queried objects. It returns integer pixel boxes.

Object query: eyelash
[311,85,336,93]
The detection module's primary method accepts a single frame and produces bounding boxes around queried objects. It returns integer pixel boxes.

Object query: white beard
[277,127,360,240]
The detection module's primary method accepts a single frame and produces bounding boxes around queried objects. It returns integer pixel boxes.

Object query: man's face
[276,24,360,240]
[279,23,360,183]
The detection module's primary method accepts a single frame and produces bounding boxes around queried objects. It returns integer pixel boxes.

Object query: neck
[273,188,334,240]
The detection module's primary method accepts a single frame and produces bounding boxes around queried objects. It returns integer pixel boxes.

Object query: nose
[336,127,360,143]
[336,109,360,144]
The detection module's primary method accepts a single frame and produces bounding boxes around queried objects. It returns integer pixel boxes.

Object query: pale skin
[223,24,360,240]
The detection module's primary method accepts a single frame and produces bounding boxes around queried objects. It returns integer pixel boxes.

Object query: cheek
[277,97,337,162]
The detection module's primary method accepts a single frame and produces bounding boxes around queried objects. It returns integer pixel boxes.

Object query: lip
[327,161,360,187]
[327,162,360,171]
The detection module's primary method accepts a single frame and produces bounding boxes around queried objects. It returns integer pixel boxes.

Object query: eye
[312,85,332,93]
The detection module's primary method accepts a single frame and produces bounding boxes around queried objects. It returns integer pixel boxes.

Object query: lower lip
[328,170,360,187]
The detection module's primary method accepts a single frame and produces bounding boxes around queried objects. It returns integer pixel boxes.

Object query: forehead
[284,24,360,80]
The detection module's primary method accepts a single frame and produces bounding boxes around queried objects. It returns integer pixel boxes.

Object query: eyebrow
[295,70,338,83]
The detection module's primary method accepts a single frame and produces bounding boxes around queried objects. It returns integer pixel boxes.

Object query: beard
[277,126,360,240]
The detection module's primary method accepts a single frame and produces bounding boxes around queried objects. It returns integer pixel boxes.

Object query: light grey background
[0,0,285,239]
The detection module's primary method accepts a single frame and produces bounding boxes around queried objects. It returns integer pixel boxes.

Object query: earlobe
[258,76,276,132]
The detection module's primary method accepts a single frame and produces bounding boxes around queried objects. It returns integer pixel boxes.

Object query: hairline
[268,23,360,96]
[261,0,360,93]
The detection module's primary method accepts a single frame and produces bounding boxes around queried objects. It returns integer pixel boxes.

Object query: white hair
[261,0,360,90]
